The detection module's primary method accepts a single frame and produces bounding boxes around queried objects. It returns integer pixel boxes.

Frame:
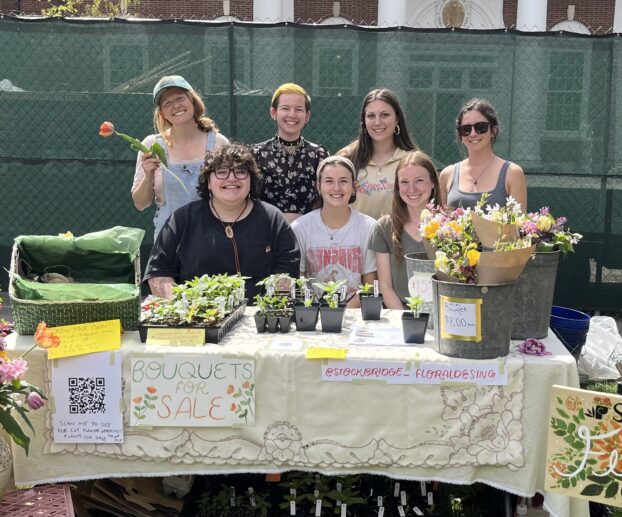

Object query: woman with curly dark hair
[337,88,417,220]
[144,143,300,300]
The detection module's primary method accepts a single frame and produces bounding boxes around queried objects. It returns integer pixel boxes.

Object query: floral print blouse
[252,136,329,215]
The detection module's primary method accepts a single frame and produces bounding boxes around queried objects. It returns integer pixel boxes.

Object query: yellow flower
[423,220,440,239]
[434,251,450,274]
[448,221,463,234]
[465,249,480,266]
[537,215,554,232]
[420,209,432,222]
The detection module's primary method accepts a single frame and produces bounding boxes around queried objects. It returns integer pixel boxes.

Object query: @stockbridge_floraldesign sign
[546,385,622,508]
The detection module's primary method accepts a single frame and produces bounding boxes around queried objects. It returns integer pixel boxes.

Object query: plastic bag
[578,316,622,380]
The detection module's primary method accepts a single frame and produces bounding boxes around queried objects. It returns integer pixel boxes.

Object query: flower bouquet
[0,318,53,454]
[472,194,521,248]
[517,207,582,254]
[420,205,480,283]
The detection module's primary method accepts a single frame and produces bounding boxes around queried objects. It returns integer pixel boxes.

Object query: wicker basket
[9,243,141,335]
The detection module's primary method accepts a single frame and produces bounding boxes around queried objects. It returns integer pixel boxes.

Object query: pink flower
[518,338,552,356]
[25,392,45,410]
[0,358,28,382]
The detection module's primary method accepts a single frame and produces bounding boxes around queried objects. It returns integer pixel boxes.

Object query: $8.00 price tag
[440,296,481,341]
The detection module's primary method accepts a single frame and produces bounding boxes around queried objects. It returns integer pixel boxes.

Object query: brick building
[2,1,620,33]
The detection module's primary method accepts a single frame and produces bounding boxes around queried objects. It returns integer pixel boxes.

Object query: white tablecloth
[6,309,588,517]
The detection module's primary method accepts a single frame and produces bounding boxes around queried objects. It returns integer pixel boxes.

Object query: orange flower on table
[133,396,143,404]
[34,322,60,349]
[227,384,235,394]
[230,403,237,412]
[242,381,250,389]
[146,386,157,395]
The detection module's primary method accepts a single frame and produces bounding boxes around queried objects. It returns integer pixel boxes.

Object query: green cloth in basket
[12,276,139,301]
[14,226,145,284]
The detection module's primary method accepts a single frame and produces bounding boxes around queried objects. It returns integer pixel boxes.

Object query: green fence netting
[0,17,620,310]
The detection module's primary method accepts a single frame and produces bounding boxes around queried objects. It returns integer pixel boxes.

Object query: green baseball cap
[153,75,194,105]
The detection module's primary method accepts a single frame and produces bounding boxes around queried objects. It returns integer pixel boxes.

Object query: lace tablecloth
[6,308,588,517]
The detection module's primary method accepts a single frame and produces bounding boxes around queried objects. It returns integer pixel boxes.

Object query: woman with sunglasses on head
[252,83,329,223]
[291,156,377,308]
[368,151,441,309]
[337,88,417,220]
[144,143,300,301]
[131,75,229,238]
[439,98,527,210]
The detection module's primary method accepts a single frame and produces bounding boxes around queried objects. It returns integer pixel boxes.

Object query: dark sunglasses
[213,168,249,180]
[456,122,492,137]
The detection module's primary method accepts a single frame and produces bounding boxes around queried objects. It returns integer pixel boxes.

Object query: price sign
[408,272,433,303]
[440,295,482,342]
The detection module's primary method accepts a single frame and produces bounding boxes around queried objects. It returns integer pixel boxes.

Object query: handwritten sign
[411,361,506,385]
[51,351,123,443]
[545,385,622,508]
[439,296,481,342]
[306,347,347,360]
[47,319,121,359]
[408,272,434,304]
[322,360,410,383]
[130,354,255,427]
[322,359,507,385]
[146,328,204,346]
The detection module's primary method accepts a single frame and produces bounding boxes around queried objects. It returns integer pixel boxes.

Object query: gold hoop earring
[395,124,401,136]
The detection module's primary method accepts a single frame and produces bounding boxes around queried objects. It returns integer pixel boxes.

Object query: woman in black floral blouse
[252,83,329,223]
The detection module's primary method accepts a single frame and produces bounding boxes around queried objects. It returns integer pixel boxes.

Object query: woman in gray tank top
[438,98,527,210]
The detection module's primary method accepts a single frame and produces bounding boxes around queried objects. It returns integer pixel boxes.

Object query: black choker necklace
[276,135,303,156]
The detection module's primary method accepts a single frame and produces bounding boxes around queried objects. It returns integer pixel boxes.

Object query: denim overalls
[153,132,216,238]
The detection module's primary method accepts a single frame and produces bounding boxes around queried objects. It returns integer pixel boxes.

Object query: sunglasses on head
[456,122,492,137]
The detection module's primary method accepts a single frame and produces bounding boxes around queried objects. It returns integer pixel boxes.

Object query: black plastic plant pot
[402,312,429,344]
[360,293,383,320]
[254,314,267,333]
[294,303,320,331]
[278,315,292,333]
[320,305,346,333]
[266,316,279,333]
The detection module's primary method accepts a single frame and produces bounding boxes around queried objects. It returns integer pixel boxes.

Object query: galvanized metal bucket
[511,251,560,339]
[432,275,516,359]
[405,252,435,329]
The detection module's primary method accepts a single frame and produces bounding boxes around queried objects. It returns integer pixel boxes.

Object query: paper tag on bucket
[439,295,482,342]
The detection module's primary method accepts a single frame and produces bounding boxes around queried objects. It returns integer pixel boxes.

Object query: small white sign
[408,271,434,303]
[51,351,123,444]
[440,296,481,341]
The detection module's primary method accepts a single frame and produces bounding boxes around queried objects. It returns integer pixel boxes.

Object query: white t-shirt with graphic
[291,208,377,301]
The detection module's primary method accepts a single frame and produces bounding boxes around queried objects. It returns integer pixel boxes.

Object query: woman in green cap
[131,75,229,237]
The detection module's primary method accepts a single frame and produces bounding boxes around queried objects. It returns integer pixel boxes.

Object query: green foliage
[358,282,373,295]
[405,295,424,316]
[40,0,140,18]
[313,279,346,309]
[142,273,246,326]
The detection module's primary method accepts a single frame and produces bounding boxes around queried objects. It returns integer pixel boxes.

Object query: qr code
[68,377,106,414]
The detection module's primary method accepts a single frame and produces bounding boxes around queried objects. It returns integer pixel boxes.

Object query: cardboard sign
[51,351,123,443]
[146,328,204,346]
[47,320,121,359]
[130,354,255,427]
[439,295,481,342]
[545,385,622,508]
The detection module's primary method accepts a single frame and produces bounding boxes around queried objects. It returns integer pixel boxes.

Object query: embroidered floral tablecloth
[7,309,587,517]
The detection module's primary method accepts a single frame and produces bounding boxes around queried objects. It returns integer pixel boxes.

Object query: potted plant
[139,273,247,344]
[358,280,383,320]
[314,280,347,333]
[402,295,429,344]
[293,278,320,332]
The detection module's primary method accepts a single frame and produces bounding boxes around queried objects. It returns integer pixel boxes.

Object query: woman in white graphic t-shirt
[291,156,377,308]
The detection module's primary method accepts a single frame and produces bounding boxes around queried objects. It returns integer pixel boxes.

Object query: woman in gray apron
[131,75,229,237]
[439,98,527,210]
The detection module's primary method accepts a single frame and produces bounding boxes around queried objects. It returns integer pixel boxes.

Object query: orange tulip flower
[99,121,114,137]
[34,322,60,349]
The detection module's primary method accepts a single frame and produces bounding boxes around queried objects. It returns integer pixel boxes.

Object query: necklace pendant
[225,225,234,239]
